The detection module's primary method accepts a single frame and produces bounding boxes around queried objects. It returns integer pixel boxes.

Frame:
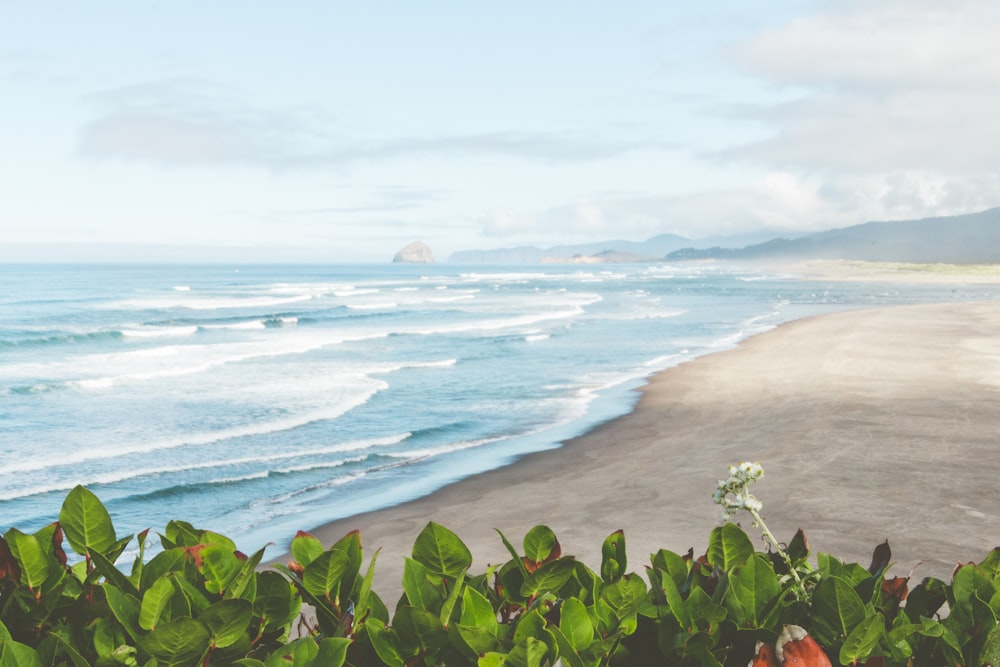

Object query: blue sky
[3,1,998,261]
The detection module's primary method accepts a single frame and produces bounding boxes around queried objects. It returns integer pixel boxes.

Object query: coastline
[291,298,1000,599]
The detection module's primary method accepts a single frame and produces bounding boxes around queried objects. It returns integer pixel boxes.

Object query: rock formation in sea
[392,241,436,263]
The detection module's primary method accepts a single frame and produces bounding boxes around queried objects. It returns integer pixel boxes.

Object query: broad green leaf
[198,544,241,595]
[136,617,210,667]
[513,609,547,644]
[728,553,780,628]
[461,586,499,634]
[393,605,447,655]
[139,575,176,630]
[654,567,692,629]
[600,530,626,583]
[951,562,995,606]
[548,627,585,667]
[601,573,648,620]
[506,636,548,667]
[402,557,440,611]
[168,571,212,614]
[478,653,507,667]
[706,523,753,572]
[522,526,559,570]
[649,549,689,591]
[413,522,472,578]
[139,548,185,594]
[453,624,500,658]
[329,530,363,598]
[129,528,150,586]
[302,548,350,603]
[840,613,884,665]
[263,637,318,667]
[812,576,867,645]
[254,571,301,633]
[225,546,265,600]
[520,557,577,598]
[980,624,1000,667]
[162,520,201,549]
[308,638,350,667]
[199,598,253,649]
[290,532,324,569]
[198,531,236,552]
[59,486,116,557]
[559,597,594,651]
[5,529,49,590]
[47,628,91,667]
[0,639,43,667]
[103,584,142,641]
[364,619,405,667]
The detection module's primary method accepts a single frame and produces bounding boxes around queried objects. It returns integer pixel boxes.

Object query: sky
[2,1,999,262]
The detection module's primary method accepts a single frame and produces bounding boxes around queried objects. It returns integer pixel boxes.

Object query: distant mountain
[666,207,1000,264]
[448,231,783,264]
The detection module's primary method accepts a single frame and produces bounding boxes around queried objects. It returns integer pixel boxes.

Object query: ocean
[1,263,994,555]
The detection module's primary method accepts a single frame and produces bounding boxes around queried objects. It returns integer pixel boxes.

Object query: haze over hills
[447,231,786,264]
[666,207,1000,264]
[449,207,1000,265]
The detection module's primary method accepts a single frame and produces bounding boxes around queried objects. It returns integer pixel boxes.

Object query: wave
[525,334,550,342]
[200,321,267,331]
[104,294,314,311]
[173,286,191,291]
[1,382,390,476]
[121,325,199,338]
[0,329,123,348]
[346,302,398,310]
[0,434,411,502]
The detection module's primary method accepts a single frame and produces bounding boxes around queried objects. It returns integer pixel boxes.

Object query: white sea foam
[525,334,550,342]
[173,286,191,291]
[201,320,267,330]
[1,382,390,476]
[120,325,199,338]
[106,294,313,311]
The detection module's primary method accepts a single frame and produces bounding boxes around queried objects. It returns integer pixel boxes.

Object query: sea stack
[392,241,435,264]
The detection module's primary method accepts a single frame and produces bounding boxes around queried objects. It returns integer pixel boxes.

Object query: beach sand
[303,300,1000,599]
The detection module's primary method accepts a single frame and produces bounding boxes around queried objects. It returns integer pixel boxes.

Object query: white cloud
[714,0,1000,227]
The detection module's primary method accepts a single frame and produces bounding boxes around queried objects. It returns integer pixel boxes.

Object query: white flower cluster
[712,461,764,521]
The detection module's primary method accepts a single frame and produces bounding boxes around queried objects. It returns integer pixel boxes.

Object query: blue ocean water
[1,263,994,554]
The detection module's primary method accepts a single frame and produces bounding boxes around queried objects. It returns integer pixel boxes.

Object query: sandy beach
[302,299,1000,599]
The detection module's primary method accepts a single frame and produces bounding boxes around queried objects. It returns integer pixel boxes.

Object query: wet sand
[300,300,1000,599]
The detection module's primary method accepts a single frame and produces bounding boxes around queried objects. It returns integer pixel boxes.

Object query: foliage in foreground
[1,484,999,666]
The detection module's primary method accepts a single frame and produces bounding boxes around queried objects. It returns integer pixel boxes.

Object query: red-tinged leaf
[234,551,247,561]
[0,537,19,582]
[183,544,208,569]
[881,576,909,603]
[868,540,891,577]
[777,624,833,667]
[750,641,780,667]
[52,522,68,566]
[288,560,304,576]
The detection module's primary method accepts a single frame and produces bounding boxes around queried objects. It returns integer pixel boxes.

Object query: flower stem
[747,507,808,601]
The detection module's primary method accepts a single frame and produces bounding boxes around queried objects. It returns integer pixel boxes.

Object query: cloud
[713,0,1000,225]
[79,80,665,168]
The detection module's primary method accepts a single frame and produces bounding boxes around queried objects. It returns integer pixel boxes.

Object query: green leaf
[302,548,350,604]
[225,546,265,600]
[839,613,885,665]
[412,522,472,578]
[601,573,648,620]
[59,485,116,558]
[649,549,689,591]
[453,623,500,659]
[478,653,507,667]
[137,617,210,667]
[727,553,780,628]
[522,526,559,570]
[439,568,466,625]
[0,639,43,667]
[460,586,499,634]
[103,584,143,641]
[495,528,529,578]
[520,557,577,598]
[4,529,49,590]
[364,619,405,667]
[308,638,350,667]
[706,523,753,572]
[290,531,324,569]
[600,530,626,583]
[139,575,176,631]
[198,544,241,595]
[402,557,441,611]
[199,598,253,649]
[812,575,867,646]
[353,548,380,632]
[89,547,139,596]
[263,637,318,667]
[559,597,594,651]
[393,605,447,655]
[254,571,301,633]
[162,520,201,549]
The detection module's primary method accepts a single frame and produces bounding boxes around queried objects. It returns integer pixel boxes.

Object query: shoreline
[289,299,1000,599]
